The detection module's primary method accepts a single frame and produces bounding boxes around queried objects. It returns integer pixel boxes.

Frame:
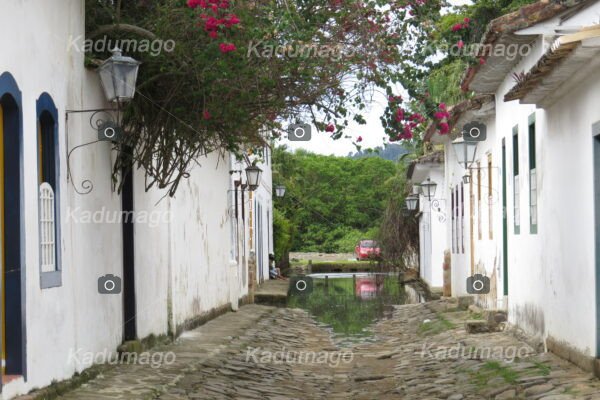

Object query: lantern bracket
[65,108,120,195]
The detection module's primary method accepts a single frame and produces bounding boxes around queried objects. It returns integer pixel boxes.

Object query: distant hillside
[349,144,408,162]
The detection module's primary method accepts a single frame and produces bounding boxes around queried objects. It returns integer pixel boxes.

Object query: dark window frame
[36,93,61,289]
[513,125,520,235]
[528,113,538,234]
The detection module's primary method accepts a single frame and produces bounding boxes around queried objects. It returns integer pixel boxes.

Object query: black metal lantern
[462,174,472,184]
[98,48,141,103]
[245,165,262,191]
[275,185,286,198]
[405,194,419,211]
[420,178,437,200]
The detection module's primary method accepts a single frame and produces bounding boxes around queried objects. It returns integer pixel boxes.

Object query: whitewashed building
[407,152,447,289]
[0,1,273,398]
[425,0,600,374]
[424,95,502,309]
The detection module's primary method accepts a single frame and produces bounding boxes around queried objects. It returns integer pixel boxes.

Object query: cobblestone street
[37,301,600,400]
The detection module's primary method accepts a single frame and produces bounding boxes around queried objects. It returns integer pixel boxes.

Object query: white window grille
[39,182,56,272]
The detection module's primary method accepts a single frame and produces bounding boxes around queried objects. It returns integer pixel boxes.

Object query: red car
[354,240,381,261]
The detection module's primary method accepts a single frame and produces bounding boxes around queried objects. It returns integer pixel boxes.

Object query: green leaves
[273,147,397,252]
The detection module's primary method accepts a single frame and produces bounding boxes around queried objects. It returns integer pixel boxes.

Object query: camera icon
[288,276,313,296]
[466,274,490,294]
[288,124,312,141]
[98,274,122,294]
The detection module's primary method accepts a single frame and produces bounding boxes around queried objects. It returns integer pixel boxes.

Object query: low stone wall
[309,262,376,274]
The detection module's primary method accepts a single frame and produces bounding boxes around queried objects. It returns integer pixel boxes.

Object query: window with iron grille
[39,183,55,273]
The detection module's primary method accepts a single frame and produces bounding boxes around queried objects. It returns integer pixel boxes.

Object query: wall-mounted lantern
[98,48,141,103]
[452,137,478,169]
[420,178,437,200]
[275,185,286,198]
[405,194,419,211]
[245,165,262,192]
[66,48,142,195]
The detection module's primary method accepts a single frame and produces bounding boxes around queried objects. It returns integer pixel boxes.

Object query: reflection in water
[287,273,423,340]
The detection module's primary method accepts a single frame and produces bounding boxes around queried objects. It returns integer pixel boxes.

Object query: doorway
[0,79,25,383]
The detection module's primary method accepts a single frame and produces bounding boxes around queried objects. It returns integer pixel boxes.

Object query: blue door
[0,72,25,385]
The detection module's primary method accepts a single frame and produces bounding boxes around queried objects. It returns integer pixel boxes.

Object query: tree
[272,146,396,253]
[85,0,437,195]
[378,162,419,268]
[273,208,293,271]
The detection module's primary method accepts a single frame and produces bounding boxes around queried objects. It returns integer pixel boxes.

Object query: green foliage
[273,209,293,266]
[470,361,520,388]
[388,0,538,147]
[350,144,409,162]
[417,313,455,336]
[273,146,396,253]
[532,361,551,376]
[427,59,468,106]
[85,0,436,194]
[378,161,419,267]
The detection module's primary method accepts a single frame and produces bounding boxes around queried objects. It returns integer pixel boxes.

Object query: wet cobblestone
[37,301,600,399]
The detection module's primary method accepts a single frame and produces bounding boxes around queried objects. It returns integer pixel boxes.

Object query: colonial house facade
[407,152,446,289]
[0,1,273,398]
[413,0,600,375]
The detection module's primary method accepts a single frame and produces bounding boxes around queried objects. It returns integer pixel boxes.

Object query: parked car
[354,240,381,261]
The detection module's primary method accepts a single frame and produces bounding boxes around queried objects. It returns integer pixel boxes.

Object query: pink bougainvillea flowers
[438,122,450,135]
[395,108,405,122]
[451,23,463,32]
[356,136,363,142]
[223,14,241,27]
[219,43,237,53]
[325,123,335,133]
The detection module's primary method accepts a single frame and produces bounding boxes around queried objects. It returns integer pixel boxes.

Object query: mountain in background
[348,143,408,162]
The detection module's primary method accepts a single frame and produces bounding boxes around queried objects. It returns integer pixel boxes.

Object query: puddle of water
[287,273,423,342]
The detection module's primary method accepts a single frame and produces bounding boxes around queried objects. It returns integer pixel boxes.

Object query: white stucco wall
[413,166,446,288]
[0,2,125,397]
[492,33,600,354]
[441,139,471,297]
[253,146,274,282]
[230,147,274,288]
[166,152,234,329]
[0,2,272,398]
